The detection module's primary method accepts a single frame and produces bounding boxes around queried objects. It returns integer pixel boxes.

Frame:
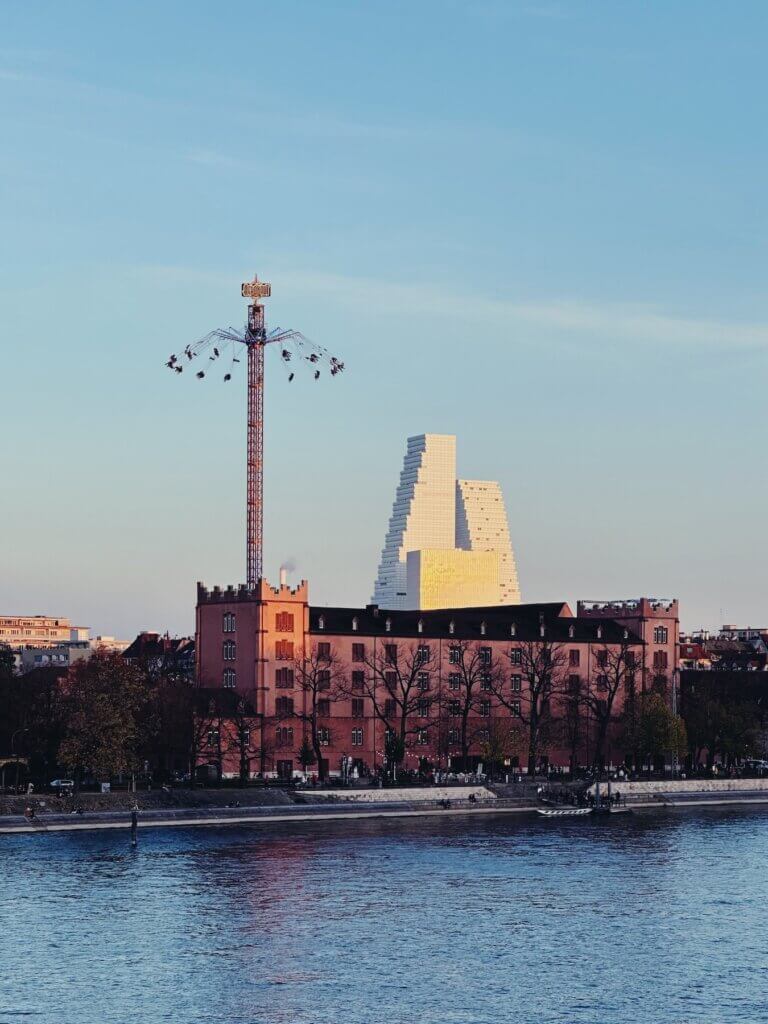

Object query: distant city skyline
[1,2,767,636]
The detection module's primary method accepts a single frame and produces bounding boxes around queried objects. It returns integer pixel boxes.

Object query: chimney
[279,567,287,587]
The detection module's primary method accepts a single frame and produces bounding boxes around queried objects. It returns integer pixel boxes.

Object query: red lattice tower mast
[242,276,271,587]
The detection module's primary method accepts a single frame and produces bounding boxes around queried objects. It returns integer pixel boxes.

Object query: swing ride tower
[166,274,344,589]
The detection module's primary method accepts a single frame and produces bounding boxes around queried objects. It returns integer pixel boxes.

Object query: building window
[352,643,365,663]
[418,698,430,718]
[416,645,431,665]
[418,672,430,691]
[318,615,325,630]
[510,674,522,692]
[222,640,236,661]
[480,621,487,637]
[653,650,669,670]
[351,670,365,692]
[276,612,294,632]
[568,674,581,695]
[318,727,331,746]
[449,672,461,691]
[449,620,455,635]
[654,626,669,644]
[510,648,522,665]
[449,646,461,665]
[626,650,636,670]
[317,699,331,718]
[478,727,490,743]
[479,647,492,666]
[318,669,331,690]
[596,674,609,692]
[223,612,236,633]
[385,617,392,633]
[480,673,492,692]
[352,616,358,632]
[596,649,608,668]
[568,624,575,639]
[275,640,294,661]
[449,700,461,717]
[596,625,603,640]
[223,668,236,689]
[276,696,294,716]
[569,649,580,667]
[384,671,397,690]
[275,726,294,747]
[240,727,251,747]
[479,700,491,717]
[385,643,398,665]
[351,698,364,718]
[352,728,363,746]
[417,729,428,745]
[417,619,424,634]
[448,728,460,745]
[276,667,294,688]
[207,729,219,748]
[384,699,396,717]
[317,642,331,661]
[510,701,521,716]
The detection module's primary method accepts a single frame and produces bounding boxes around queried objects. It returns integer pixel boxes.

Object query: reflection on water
[2,809,768,1024]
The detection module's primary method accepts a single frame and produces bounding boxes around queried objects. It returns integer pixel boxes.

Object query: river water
[2,809,767,1024]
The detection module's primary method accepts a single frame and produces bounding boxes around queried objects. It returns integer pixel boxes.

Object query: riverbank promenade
[6,779,768,835]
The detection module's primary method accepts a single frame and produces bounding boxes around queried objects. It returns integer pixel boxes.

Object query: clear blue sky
[1,1,766,637]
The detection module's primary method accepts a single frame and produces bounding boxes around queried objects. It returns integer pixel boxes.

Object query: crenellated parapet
[197,579,309,605]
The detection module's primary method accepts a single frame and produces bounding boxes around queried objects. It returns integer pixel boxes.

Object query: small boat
[536,807,593,818]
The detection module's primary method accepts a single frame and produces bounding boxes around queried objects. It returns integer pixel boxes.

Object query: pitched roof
[308,602,640,644]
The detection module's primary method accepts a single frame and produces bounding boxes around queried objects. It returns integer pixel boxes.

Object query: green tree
[639,693,687,773]
[297,734,316,776]
[58,652,153,784]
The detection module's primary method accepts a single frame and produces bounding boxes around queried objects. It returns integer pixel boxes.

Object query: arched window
[223,612,236,633]
[385,617,392,633]
[480,621,487,637]
[448,620,455,635]
[223,668,236,689]
[318,615,325,630]
[510,623,516,638]
[352,616,358,632]
[417,619,424,634]
[568,624,575,639]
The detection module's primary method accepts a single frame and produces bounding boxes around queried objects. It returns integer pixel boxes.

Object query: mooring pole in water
[130,806,138,847]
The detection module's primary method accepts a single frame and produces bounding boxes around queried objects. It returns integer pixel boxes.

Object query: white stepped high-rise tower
[372,433,521,609]
[373,434,456,609]
[456,479,521,604]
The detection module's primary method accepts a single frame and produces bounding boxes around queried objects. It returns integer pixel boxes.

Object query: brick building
[196,580,679,779]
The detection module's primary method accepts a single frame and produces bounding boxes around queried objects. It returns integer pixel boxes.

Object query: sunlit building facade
[406,549,500,610]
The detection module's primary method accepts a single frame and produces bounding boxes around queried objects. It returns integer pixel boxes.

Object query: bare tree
[584,641,638,770]
[354,640,439,779]
[226,697,260,786]
[190,695,224,782]
[291,644,346,783]
[443,640,506,768]
[560,673,585,776]
[491,639,567,777]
